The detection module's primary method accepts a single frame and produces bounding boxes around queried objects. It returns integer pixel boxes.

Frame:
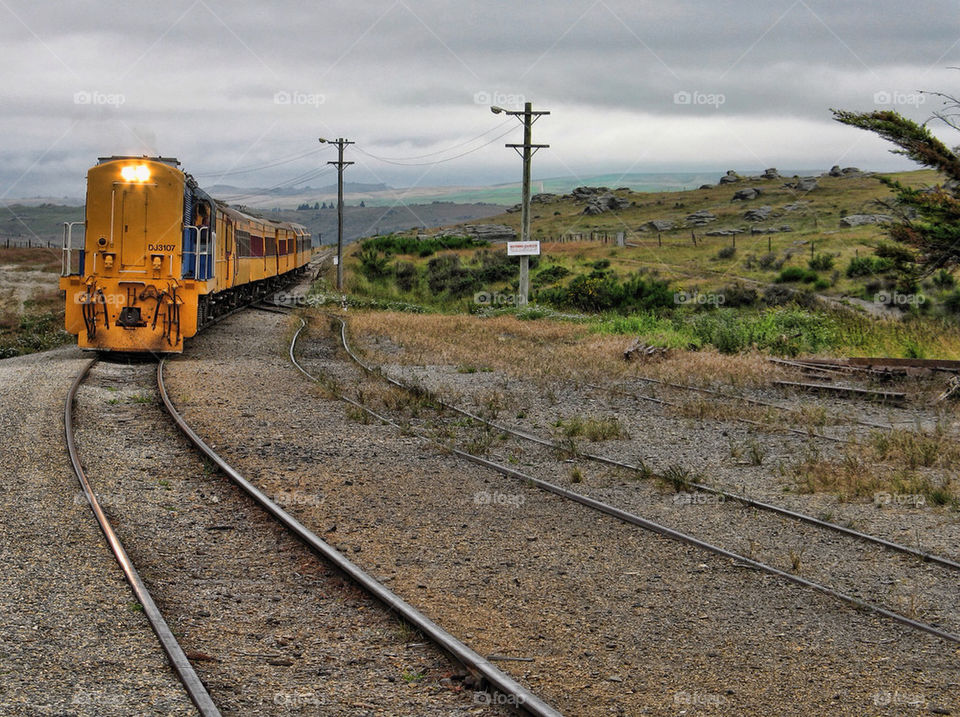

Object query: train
[60,156,312,353]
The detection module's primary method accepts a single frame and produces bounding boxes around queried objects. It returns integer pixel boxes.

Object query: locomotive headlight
[121,164,151,182]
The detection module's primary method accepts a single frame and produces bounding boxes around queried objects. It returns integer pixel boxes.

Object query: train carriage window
[266,236,277,255]
[250,235,264,257]
[278,238,287,255]
[236,230,251,257]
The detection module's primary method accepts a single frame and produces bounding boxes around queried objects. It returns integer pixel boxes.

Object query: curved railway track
[156,338,561,716]
[280,309,960,647]
[65,360,221,717]
[324,311,960,572]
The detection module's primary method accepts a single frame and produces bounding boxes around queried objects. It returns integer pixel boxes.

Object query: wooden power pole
[493,102,549,304]
[319,137,354,291]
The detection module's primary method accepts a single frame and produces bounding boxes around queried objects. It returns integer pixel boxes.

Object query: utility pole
[319,137,354,291]
[492,102,549,304]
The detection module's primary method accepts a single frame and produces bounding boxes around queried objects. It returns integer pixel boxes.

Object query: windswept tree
[832,103,960,274]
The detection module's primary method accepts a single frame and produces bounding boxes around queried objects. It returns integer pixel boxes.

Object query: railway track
[155,356,563,717]
[66,360,221,717]
[282,310,960,647]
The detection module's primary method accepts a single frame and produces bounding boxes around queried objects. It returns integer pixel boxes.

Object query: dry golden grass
[791,430,960,506]
[344,310,788,389]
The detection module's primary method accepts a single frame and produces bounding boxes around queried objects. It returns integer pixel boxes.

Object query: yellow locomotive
[60,156,312,352]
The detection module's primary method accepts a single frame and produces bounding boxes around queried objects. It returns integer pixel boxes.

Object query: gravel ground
[0,346,195,716]
[162,310,960,716]
[371,358,960,568]
[71,357,504,716]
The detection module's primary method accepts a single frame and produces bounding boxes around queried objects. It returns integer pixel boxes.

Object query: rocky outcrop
[705,228,745,236]
[827,165,866,177]
[685,210,717,226]
[718,170,740,184]
[581,193,631,215]
[784,177,818,192]
[750,225,794,234]
[743,205,773,221]
[782,201,810,212]
[531,193,558,204]
[732,187,761,201]
[761,168,780,179]
[447,224,517,241]
[644,219,676,232]
[839,214,892,228]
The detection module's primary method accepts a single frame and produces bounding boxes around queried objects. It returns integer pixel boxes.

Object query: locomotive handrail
[61,221,85,276]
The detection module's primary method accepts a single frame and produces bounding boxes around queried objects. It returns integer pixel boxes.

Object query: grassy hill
[333,168,960,359]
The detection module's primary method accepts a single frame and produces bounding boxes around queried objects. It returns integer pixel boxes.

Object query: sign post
[507,241,540,305]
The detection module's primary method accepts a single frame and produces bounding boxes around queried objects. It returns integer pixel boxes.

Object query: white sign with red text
[507,241,540,256]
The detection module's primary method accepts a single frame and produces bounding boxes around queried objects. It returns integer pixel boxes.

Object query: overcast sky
[1,0,959,199]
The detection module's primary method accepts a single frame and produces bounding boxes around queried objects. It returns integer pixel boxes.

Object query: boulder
[452,224,517,241]
[743,205,773,222]
[718,170,740,184]
[705,228,744,236]
[732,187,761,201]
[698,184,713,190]
[796,178,818,192]
[828,165,843,177]
[531,193,558,204]
[762,168,780,179]
[685,210,717,226]
[839,214,892,228]
[644,219,675,232]
[581,193,631,215]
[782,201,809,212]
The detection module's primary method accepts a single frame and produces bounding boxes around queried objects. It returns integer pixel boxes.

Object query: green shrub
[776,267,818,283]
[846,256,893,277]
[425,255,478,297]
[533,264,571,287]
[394,261,417,292]
[933,269,956,289]
[808,253,834,271]
[714,245,736,260]
[357,247,390,280]
[363,234,487,257]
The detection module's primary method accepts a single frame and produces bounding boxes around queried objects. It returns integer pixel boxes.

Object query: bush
[757,252,782,270]
[776,267,818,283]
[714,245,736,260]
[357,247,390,280]
[425,255,478,297]
[847,256,894,277]
[719,282,757,307]
[813,278,831,291]
[537,272,673,313]
[394,261,417,292]
[943,289,960,314]
[533,264,571,287]
[363,234,487,257]
[933,269,956,290]
[875,242,915,269]
[808,253,834,271]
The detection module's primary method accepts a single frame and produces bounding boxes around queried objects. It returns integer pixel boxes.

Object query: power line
[195,147,327,178]
[354,123,518,166]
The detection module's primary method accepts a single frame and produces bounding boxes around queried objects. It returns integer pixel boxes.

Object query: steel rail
[156,357,563,717]
[325,313,960,573]
[286,315,960,645]
[65,360,221,717]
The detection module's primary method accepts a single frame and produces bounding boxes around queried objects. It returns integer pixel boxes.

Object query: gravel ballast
[162,310,960,716]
